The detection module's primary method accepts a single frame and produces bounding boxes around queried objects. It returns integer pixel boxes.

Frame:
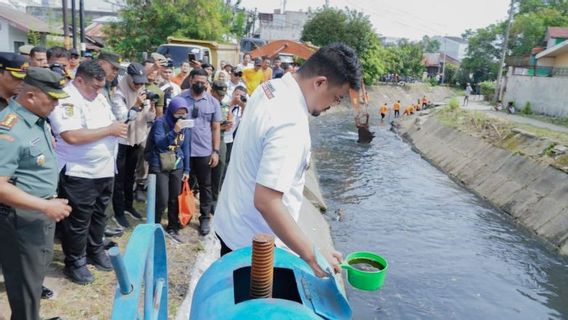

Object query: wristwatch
[212,149,220,155]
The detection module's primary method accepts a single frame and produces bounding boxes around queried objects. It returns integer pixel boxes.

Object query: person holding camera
[227,66,246,98]
[146,97,191,243]
[224,85,247,168]
[111,63,156,228]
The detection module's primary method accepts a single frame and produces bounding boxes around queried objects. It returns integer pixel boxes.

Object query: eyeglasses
[191,103,199,118]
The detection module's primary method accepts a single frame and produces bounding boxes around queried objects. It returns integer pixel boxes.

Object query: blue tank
[190,247,352,320]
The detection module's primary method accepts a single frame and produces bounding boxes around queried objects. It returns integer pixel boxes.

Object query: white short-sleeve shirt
[213,73,311,250]
[48,82,117,179]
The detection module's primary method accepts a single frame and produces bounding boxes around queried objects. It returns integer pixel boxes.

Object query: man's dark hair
[281,62,290,70]
[76,60,106,82]
[243,53,251,59]
[47,46,69,60]
[30,46,46,57]
[234,85,247,93]
[142,59,155,67]
[189,68,208,78]
[298,43,361,90]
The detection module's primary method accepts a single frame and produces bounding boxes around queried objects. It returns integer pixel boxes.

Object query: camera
[144,90,160,104]
[240,95,247,103]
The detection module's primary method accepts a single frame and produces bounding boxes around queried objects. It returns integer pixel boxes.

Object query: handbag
[159,151,177,171]
[178,181,196,226]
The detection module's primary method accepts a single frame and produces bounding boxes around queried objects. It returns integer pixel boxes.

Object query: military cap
[98,51,121,69]
[212,80,227,96]
[254,58,262,66]
[69,48,80,57]
[24,67,69,99]
[151,52,168,67]
[126,62,148,84]
[18,44,34,56]
[0,52,28,79]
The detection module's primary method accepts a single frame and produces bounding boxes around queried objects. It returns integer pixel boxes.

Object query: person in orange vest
[415,102,421,111]
[421,95,428,108]
[393,100,401,118]
[379,103,388,121]
[403,104,414,116]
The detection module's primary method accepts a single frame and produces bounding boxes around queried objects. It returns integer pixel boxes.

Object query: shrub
[427,76,438,87]
[448,97,460,110]
[521,101,533,115]
[480,81,496,101]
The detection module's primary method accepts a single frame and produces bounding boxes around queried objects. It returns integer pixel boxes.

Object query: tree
[421,35,441,53]
[509,7,568,55]
[459,23,503,83]
[301,7,386,84]
[384,39,425,77]
[106,0,245,59]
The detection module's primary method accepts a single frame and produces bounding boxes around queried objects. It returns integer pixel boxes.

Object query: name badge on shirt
[36,154,46,167]
[62,103,74,118]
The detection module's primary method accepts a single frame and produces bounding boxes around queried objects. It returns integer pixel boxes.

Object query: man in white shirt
[214,43,362,277]
[236,53,254,70]
[48,61,128,285]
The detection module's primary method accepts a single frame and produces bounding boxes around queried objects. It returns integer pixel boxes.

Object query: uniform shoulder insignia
[0,134,15,142]
[62,103,74,117]
[261,82,276,100]
[0,113,18,131]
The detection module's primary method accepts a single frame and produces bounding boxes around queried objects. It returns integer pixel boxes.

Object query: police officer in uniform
[0,67,72,320]
[0,52,27,112]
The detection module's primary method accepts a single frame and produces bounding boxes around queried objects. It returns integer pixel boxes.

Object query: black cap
[0,52,28,79]
[212,80,227,96]
[127,62,148,84]
[98,51,121,69]
[69,48,79,57]
[24,67,69,99]
[254,58,262,66]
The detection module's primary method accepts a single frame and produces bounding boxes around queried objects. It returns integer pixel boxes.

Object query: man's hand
[190,60,201,69]
[174,120,183,133]
[304,249,343,278]
[135,91,147,107]
[182,173,189,181]
[42,198,72,222]
[220,121,233,131]
[108,121,128,138]
[209,153,219,168]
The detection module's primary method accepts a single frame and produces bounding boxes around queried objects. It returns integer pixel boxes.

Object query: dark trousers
[224,142,233,179]
[211,141,227,213]
[190,156,213,221]
[0,207,54,320]
[58,173,113,267]
[155,168,183,231]
[394,110,400,118]
[113,144,141,217]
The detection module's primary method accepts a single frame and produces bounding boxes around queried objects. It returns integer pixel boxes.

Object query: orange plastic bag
[178,181,195,226]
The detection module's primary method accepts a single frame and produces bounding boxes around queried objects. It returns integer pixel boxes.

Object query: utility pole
[495,0,515,103]
[62,0,70,49]
[71,0,77,50]
[441,36,447,85]
[79,0,85,55]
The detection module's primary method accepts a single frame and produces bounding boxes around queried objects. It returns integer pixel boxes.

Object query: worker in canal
[403,104,415,116]
[393,100,401,118]
[213,43,362,277]
[379,102,388,122]
[350,80,374,143]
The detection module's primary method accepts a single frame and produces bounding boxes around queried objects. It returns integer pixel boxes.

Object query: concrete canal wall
[396,115,568,256]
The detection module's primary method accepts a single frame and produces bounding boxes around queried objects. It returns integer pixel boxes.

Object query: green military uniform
[0,67,68,320]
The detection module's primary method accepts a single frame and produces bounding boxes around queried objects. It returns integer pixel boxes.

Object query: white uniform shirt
[213,73,311,250]
[49,82,117,179]
[223,105,242,144]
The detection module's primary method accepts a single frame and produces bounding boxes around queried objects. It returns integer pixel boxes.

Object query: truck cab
[156,44,211,68]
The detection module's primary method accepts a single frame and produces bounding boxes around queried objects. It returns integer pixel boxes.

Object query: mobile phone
[178,119,195,129]
[188,53,197,62]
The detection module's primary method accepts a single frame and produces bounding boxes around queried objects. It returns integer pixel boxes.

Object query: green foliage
[480,81,496,101]
[459,23,503,84]
[448,97,460,110]
[421,35,441,53]
[384,39,425,77]
[427,76,438,87]
[442,63,458,85]
[106,0,244,59]
[510,7,568,55]
[522,101,533,114]
[27,31,41,45]
[301,7,385,84]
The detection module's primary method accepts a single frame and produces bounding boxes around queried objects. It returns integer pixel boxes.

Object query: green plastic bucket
[340,251,388,291]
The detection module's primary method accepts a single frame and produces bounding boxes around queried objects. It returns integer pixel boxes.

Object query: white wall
[0,19,10,52]
[9,25,28,53]
[259,11,309,41]
[504,75,568,116]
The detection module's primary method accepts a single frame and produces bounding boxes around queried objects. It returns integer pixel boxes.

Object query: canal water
[310,110,568,320]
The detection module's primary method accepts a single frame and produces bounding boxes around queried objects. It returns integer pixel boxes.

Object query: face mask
[174,114,186,120]
[192,83,206,95]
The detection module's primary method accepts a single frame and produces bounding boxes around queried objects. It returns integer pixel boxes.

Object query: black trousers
[190,156,213,220]
[211,141,227,212]
[113,144,141,217]
[0,207,54,320]
[155,168,182,231]
[217,233,232,257]
[58,173,113,267]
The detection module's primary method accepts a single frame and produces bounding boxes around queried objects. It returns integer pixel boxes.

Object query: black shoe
[104,227,124,237]
[135,184,146,202]
[44,317,63,320]
[112,214,130,229]
[87,252,113,272]
[125,207,143,220]
[63,265,94,285]
[198,217,211,236]
[41,285,54,299]
[165,229,183,244]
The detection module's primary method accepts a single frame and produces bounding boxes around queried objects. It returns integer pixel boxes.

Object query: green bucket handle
[340,251,388,292]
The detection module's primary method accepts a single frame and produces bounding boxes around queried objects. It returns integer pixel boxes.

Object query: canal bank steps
[395,112,568,256]
[176,165,337,319]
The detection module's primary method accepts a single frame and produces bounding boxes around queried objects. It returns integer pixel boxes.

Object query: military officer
[0,67,72,320]
[0,52,27,112]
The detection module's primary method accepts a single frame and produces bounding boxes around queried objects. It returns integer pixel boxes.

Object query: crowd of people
[0,44,302,319]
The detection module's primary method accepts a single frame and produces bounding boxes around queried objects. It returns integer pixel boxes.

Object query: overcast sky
[240,0,510,40]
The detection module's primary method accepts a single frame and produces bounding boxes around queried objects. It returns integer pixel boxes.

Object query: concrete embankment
[395,114,568,255]
[176,165,336,319]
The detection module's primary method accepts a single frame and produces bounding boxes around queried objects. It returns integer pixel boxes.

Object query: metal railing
[511,66,568,77]
[110,174,169,320]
